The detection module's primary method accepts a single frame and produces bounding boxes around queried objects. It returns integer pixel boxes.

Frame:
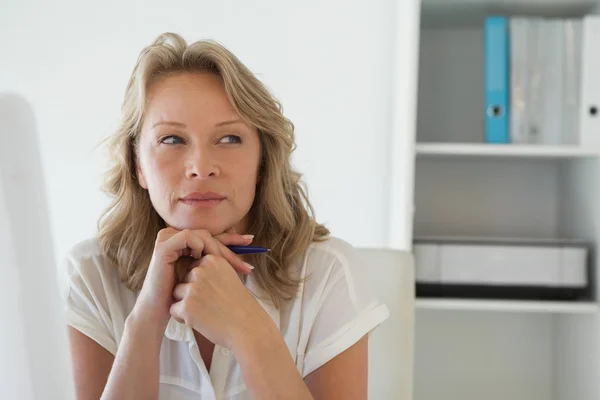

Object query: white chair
[359,247,415,400]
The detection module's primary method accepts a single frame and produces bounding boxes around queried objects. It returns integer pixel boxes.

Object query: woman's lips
[179,192,225,208]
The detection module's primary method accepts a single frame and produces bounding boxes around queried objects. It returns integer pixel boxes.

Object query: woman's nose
[185,147,220,179]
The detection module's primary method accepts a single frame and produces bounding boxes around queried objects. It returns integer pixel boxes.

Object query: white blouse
[60,235,389,399]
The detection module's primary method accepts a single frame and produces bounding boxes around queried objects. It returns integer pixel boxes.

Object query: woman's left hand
[169,254,268,349]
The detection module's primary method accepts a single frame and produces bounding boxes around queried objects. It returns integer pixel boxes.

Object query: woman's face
[136,72,261,235]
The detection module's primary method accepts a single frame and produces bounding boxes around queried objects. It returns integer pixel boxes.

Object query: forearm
[233,320,314,400]
[101,311,166,400]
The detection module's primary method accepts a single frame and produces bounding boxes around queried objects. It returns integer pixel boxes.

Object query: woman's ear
[135,161,148,189]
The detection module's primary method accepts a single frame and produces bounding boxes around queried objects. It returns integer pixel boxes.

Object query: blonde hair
[97,32,329,307]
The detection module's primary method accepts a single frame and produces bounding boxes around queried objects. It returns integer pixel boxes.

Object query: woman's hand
[132,227,254,330]
[170,254,269,350]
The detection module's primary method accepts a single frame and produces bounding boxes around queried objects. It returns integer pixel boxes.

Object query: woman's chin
[165,218,233,236]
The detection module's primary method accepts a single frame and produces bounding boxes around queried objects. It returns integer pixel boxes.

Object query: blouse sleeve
[299,240,390,377]
[60,242,118,356]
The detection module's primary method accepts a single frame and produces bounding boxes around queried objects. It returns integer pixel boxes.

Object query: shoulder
[59,237,125,300]
[289,236,390,377]
[61,237,107,279]
[63,236,103,264]
[301,235,363,282]
[297,235,372,309]
[306,235,357,263]
[60,237,135,355]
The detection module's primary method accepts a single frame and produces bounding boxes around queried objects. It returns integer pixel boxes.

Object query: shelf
[416,143,600,159]
[421,0,595,28]
[416,298,599,314]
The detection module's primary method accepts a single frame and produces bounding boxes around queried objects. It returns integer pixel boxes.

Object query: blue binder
[484,16,510,144]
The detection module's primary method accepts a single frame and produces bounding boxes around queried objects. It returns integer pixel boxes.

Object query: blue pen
[227,245,270,255]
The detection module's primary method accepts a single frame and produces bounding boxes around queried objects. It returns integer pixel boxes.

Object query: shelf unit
[413,1,600,399]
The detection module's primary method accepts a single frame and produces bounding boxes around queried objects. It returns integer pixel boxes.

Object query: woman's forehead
[144,73,241,128]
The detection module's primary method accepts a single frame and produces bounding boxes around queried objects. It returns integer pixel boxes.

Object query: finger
[172,282,192,301]
[195,250,253,276]
[156,227,180,244]
[169,301,186,325]
[218,245,254,274]
[160,229,205,263]
[183,265,202,284]
[193,230,224,257]
[214,232,254,246]
[193,231,253,274]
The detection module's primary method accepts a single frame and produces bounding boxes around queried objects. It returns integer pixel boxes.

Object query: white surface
[556,135,600,398]
[0,0,417,263]
[416,142,600,158]
[387,0,421,249]
[359,247,415,400]
[556,313,600,400]
[416,298,599,313]
[0,94,74,399]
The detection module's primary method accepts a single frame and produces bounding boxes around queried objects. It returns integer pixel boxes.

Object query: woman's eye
[219,135,242,144]
[160,135,184,145]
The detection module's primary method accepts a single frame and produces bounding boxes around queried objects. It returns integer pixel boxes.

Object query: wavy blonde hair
[98,32,329,307]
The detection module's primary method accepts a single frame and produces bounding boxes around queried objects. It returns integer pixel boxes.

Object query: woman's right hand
[132,227,255,329]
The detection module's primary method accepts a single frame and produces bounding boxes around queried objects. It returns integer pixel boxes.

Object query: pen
[227,245,270,255]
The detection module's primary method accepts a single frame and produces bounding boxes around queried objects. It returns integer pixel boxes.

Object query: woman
[62,32,389,399]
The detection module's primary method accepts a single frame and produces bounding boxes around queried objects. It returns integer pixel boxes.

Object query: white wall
[0,0,419,263]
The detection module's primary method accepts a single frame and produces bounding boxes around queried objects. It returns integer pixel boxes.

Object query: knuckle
[189,267,202,281]
[182,297,191,309]
[202,254,218,264]
[204,255,226,271]
[157,227,175,241]
[185,229,201,245]
[181,298,194,315]
[196,229,210,240]
[155,231,166,243]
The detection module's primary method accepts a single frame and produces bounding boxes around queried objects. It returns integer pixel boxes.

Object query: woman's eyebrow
[215,118,243,127]
[152,121,186,129]
[150,119,243,129]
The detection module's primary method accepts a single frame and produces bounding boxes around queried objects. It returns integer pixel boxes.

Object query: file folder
[579,16,600,150]
[484,16,510,144]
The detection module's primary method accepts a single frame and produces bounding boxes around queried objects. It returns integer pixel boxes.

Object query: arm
[303,336,368,399]
[67,327,114,400]
[232,316,313,400]
[232,316,368,400]
[100,312,166,400]
[65,229,253,399]
[67,312,166,400]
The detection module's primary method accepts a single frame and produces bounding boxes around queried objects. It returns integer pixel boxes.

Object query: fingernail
[243,262,255,270]
[242,235,254,240]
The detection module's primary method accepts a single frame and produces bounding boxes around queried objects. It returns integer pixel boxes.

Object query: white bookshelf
[413,1,600,399]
